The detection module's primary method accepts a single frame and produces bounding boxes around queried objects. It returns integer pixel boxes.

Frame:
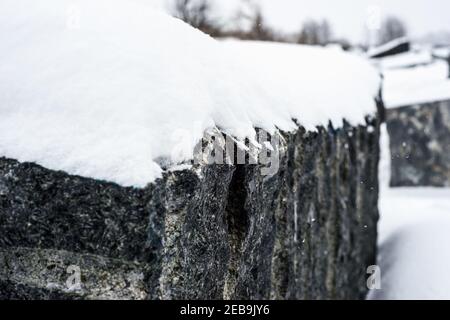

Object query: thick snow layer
[222,40,380,130]
[367,125,450,300]
[383,60,450,108]
[0,0,380,187]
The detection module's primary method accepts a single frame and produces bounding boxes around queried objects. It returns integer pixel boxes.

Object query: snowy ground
[368,126,450,300]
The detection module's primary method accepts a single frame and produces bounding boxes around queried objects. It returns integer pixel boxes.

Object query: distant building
[368,37,410,59]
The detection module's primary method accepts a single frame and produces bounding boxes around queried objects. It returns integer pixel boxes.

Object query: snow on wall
[222,40,380,131]
[383,60,450,108]
[0,0,380,187]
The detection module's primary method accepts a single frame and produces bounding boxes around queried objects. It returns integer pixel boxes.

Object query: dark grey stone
[226,119,380,300]
[0,247,148,300]
[0,114,381,300]
[386,100,450,187]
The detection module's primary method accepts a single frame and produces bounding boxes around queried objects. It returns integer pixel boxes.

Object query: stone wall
[0,114,381,300]
[386,100,450,187]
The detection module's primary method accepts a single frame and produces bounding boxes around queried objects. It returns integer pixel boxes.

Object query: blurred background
[152,0,450,50]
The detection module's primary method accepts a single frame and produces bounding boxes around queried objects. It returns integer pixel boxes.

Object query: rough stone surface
[229,119,380,300]
[386,100,450,187]
[0,115,381,300]
[0,247,148,300]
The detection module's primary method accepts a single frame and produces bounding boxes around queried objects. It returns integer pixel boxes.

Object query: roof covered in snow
[368,37,410,59]
[0,0,380,187]
[375,51,434,70]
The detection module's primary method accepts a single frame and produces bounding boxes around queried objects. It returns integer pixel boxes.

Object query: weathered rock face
[386,100,450,187]
[0,115,381,300]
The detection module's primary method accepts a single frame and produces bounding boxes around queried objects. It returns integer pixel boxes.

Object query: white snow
[222,40,380,130]
[367,125,450,300]
[433,47,450,59]
[375,51,433,70]
[377,45,450,108]
[0,0,380,187]
[383,60,450,108]
[371,187,450,300]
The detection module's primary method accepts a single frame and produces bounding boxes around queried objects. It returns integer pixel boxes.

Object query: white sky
[154,0,450,43]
